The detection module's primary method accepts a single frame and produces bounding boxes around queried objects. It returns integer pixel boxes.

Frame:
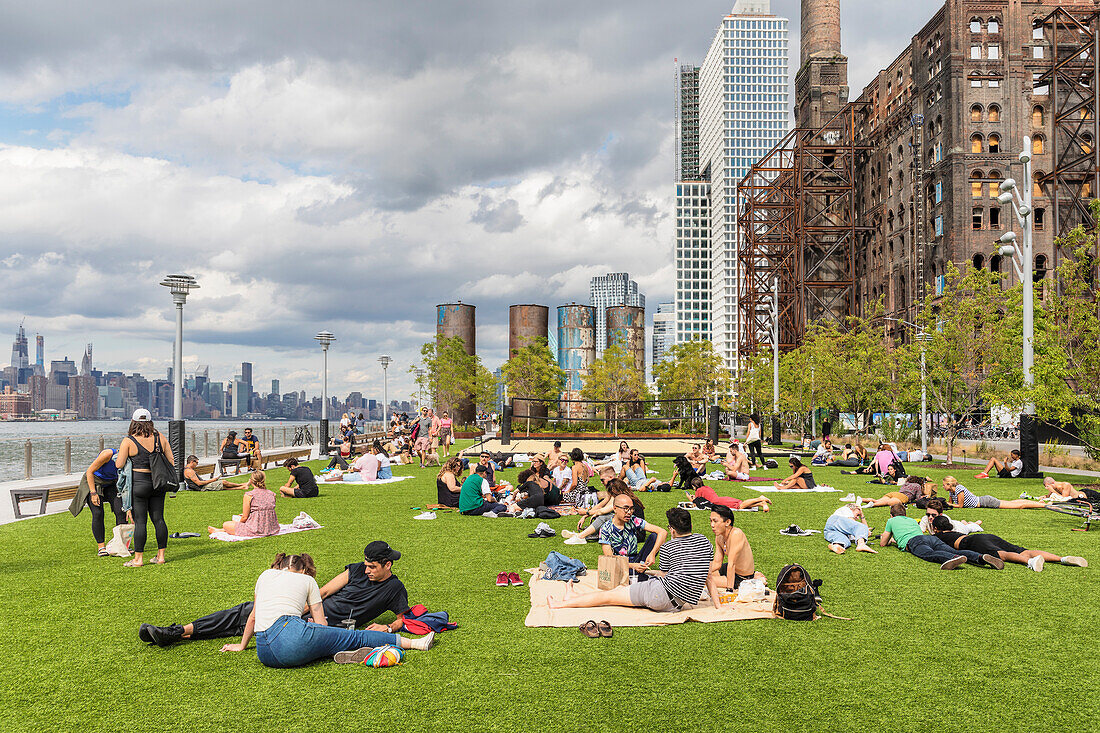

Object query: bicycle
[1045,500,1099,531]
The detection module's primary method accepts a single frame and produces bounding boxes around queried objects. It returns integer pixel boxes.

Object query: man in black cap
[138,541,410,647]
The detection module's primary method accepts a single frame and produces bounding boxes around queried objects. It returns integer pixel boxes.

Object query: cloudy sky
[0,0,930,401]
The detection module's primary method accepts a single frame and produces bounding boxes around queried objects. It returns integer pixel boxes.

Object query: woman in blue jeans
[220,552,434,667]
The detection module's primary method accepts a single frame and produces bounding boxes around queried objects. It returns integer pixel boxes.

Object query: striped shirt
[657,533,714,606]
[949,484,980,509]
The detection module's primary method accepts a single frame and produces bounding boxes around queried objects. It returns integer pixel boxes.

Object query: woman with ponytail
[208,471,279,538]
[220,552,435,667]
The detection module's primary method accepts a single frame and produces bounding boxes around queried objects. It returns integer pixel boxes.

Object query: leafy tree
[733,349,775,420]
[909,261,1014,462]
[831,303,894,434]
[499,337,566,435]
[581,342,649,432]
[415,336,496,421]
[654,339,730,402]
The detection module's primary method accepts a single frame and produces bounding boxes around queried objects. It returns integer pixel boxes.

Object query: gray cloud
[471,197,525,233]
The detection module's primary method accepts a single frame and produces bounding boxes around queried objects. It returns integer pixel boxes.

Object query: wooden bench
[195,446,315,478]
[10,484,80,519]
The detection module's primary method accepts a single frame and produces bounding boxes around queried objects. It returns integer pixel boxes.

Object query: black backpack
[764,458,779,469]
[773,564,822,620]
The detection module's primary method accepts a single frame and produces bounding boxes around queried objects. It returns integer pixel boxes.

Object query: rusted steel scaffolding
[736,103,874,355]
[1038,8,1100,258]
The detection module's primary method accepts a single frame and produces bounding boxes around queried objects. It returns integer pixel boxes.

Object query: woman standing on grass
[115,409,173,568]
[220,552,433,667]
[209,471,279,538]
[745,413,764,468]
[439,411,453,458]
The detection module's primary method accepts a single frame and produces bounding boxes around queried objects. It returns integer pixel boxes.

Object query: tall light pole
[771,275,780,444]
[415,368,426,410]
[314,331,335,455]
[160,274,198,483]
[997,136,1042,477]
[885,316,930,455]
[378,354,392,429]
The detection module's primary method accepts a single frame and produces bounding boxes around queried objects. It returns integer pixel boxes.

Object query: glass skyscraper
[677,0,789,370]
[589,272,644,354]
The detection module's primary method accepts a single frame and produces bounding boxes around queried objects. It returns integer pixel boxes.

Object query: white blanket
[326,475,414,486]
[210,522,324,542]
[748,485,838,493]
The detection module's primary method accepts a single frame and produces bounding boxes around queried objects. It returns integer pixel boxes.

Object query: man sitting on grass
[183,455,238,491]
[459,465,508,516]
[975,449,1023,479]
[138,541,410,646]
[710,505,763,587]
[597,493,667,579]
[551,507,719,612]
[279,457,319,498]
[880,504,1004,571]
[929,515,1087,572]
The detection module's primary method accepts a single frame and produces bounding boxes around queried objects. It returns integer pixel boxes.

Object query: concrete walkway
[928,453,1100,479]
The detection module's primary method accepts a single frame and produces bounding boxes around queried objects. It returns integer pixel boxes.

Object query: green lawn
[2,442,1097,732]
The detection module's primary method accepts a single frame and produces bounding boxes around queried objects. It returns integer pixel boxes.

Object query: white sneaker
[839,493,856,503]
[1061,556,1088,567]
[483,511,498,518]
[413,511,436,520]
[1027,556,1044,572]
[563,536,587,545]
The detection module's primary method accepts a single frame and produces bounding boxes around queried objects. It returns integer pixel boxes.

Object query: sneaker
[940,556,967,570]
[334,646,378,664]
[413,511,436,520]
[146,623,184,647]
[508,572,524,587]
[1027,556,1045,572]
[496,572,509,587]
[483,511,498,518]
[138,623,154,643]
[1060,556,1088,567]
[981,554,1005,570]
[839,493,856,503]
[563,536,587,545]
[975,472,989,479]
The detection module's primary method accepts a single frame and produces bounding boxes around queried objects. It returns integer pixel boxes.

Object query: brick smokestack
[801,0,842,65]
[795,0,847,130]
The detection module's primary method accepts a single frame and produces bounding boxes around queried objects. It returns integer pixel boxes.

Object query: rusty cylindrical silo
[606,305,646,373]
[557,304,596,420]
[435,302,476,423]
[508,305,550,426]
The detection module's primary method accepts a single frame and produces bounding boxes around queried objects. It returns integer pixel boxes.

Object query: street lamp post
[770,276,780,444]
[997,137,1042,477]
[378,355,392,431]
[885,316,930,456]
[159,274,199,484]
[314,331,335,456]
[414,369,426,410]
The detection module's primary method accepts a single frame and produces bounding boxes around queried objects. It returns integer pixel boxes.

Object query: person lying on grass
[207,471,279,539]
[710,505,766,587]
[929,515,1087,572]
[918,498,982,535]
[860,475,936,509]
[824,503,878,555]
[722,445,752,481]
[564,479,650,545]
[139,542,413,648]
[1040,477,1100,502]
[829,443,866,468]
[686,476,771,512]
[551,507,719,612]
[183,455,238,491]
[773,457,816,490]
[880,503,1004,571]
[975,449,1023,479]
[216,551,433,667]
[943,475,1045,510]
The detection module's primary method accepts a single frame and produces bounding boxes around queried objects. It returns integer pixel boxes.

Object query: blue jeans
[462,502,507,516]
[377,465,393,480]
[824,516,869,549]
[904,536,984,565]
[255,615,398,668]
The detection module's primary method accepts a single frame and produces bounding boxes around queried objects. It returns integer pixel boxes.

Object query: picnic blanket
[748,485,838,493]
[524,568,775,627]
[326,475,414,486]
[210,522,324,542]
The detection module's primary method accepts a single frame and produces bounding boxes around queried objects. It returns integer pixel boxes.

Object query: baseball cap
[363,541,401,563]
[132,408,152,422]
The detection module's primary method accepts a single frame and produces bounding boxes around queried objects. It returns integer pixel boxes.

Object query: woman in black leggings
[745,413,765,468]
[115,409,174,567]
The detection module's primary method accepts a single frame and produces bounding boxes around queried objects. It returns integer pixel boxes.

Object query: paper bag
[597,555,629,590]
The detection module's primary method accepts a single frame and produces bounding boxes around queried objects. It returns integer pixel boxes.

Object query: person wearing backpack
[114,409,174,568]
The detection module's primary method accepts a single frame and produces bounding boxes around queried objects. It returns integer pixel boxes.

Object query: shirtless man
[709,505,760,590]
[1040,477,1100,502]
[546,441,564,470]
[721,445,752,480]
[685,444,707,474]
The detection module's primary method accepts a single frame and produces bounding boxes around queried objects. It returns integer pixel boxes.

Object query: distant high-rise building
[652,302,676,371]
[233,377,249,417]
[50,358,78,380]
[80,343,92,376]
[677,0,789,372]
[270,379,280,397]
[207,381,225,414]
[10,322,29,374]
[34,334,45,377]
[589,273,645,354]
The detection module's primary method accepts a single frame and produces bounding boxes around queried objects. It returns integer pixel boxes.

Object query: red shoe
[974,473,989,479]
[508,572,524,587]
[495,572,509,587]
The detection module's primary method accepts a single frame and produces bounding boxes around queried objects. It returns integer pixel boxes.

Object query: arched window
[990,255,1001,273]
[971,104,983,122]
[970,17,983,34]
[988,105,1001,122]
[971,133,984,154]
[972,170,985,198]
[989,134,1000,153]
[936,83,942,100]
[973,254,985,270]
[1032,134,1044,155]
[1033,171,1047,198]
[988,170,1002,198]
[1035,254,1048,279]
[887,153,893,169]
[1035,207,1046,231]
[1082,180,1092,198]
[888,177,894,197]
[988,17,1000,34]
[1033,105,1045,126]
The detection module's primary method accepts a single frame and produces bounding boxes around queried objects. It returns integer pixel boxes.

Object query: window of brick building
[1034,207,1045,230]
[1033,46,1045,59]
[989,134,1000,153]
[973,209,984,230]
[971,104,983,122]
[1032,134,1044,155]
[1035,254,1048,280]
[973,254,985,269]
[1033,24,1044,41]
[971,170,984,198]
[971,45,982,60]
[988,170,1002,198]
[988,18,1000,34]
[971,134,983,154]
[970,18,982,34]
[990,255,1001,273]
[1033,105,1045,127]
[988,44,1000,60]
[1033,171,1046,198]
[988,105,1000,122]
[935,181,942,203]
[990,207,1000,229]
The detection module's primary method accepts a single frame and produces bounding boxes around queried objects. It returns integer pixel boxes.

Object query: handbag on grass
[150,432,180,493]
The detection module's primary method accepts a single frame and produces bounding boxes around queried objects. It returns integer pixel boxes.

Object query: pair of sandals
[579,620,613,638]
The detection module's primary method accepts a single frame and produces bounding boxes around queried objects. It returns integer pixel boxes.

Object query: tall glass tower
[693,0,789,370]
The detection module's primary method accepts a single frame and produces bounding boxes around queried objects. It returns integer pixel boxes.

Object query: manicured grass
[1,442,1097,732]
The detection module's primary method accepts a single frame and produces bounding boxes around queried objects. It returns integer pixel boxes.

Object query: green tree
[733,349,775,420]
[581,342,648,433]
[910,260,1014,462]
[415,336,496,420]
[831,303,894,434]
[499,337,566,435]
[654,339,730,402]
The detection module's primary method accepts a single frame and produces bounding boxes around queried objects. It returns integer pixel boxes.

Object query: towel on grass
[524,568,775,627]
[331,475,414,486]
[210,521,323,542]
[748,485,838,493]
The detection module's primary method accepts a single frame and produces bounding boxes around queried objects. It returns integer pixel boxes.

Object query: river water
[0,419,330,482]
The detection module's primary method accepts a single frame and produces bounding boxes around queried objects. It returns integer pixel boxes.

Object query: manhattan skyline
[0,1,936,398]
